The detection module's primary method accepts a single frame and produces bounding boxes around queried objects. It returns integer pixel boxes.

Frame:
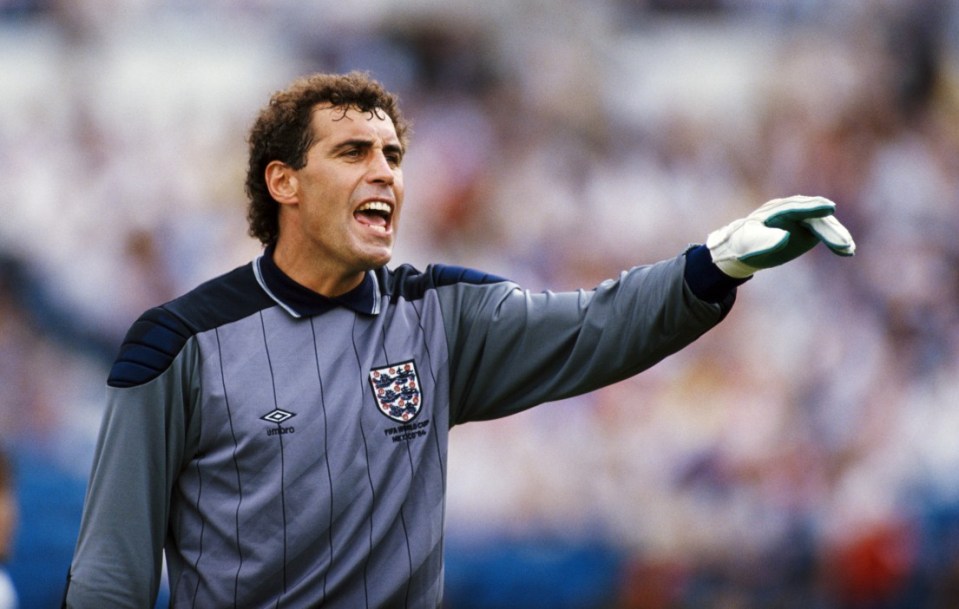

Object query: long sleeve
[64,310,201,608]
[440,253,731,424]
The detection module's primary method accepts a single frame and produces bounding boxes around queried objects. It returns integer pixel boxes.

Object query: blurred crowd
[2,0,959,607]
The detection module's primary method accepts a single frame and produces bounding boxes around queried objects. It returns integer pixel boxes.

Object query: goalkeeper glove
[706,195,856,279]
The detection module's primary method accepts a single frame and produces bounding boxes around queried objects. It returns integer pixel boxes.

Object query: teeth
[357,201,392,214]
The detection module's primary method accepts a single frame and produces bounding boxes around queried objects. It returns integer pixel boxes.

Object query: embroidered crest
[369,360,422,422]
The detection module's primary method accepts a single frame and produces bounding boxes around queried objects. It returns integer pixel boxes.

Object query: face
[271,104,405,292]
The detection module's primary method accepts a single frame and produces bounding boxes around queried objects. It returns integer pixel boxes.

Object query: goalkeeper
[63,71,854,609]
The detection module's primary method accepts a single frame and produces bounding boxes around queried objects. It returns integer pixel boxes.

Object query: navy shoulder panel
[432,265,509,288]
[107,307,194,388]
[385,263,509,302]
[107,263,273,388]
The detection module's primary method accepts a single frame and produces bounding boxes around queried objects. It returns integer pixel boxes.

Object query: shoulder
[107,262,274,388]
[380,263,511,302]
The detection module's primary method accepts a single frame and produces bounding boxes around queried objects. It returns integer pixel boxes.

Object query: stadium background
[1,0,959,607]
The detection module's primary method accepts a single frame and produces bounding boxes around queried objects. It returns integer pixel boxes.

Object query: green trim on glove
[706,195,856,279]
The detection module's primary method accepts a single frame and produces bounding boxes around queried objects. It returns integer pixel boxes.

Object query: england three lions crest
[369,360,422,422]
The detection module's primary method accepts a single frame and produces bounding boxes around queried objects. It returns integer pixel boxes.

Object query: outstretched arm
[441,195,855,425]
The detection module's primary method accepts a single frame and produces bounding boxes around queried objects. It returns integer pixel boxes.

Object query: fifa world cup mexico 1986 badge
[369,360,422,422]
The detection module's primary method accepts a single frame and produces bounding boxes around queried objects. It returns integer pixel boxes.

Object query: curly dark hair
[245,71,410,245]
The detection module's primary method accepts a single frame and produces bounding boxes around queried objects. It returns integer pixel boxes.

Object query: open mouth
[354,201,393,233]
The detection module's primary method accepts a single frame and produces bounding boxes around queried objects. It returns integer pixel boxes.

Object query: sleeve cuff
[683,244,749,303]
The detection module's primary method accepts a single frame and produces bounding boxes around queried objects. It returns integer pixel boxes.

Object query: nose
[367,150,395,185]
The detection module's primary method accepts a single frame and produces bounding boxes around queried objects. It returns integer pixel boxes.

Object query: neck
[270,241,365,298]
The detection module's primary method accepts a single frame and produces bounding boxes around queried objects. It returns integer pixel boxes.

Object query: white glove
[706,195,856,279]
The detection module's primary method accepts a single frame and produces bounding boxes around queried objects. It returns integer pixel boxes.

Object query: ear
[265,160,299,205]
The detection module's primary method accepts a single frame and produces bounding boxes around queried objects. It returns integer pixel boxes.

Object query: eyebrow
[331,138,404,159]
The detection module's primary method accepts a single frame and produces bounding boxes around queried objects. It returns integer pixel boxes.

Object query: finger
[762,196,836,227]
[804,216,856,256]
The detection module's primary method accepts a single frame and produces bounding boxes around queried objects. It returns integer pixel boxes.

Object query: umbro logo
[261,408,296,436]
[261,408,295,424]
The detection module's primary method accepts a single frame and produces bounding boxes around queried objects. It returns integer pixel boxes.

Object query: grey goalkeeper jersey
[64,246,735,609]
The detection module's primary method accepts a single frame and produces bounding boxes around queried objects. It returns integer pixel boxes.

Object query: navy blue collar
[252,245,381,317]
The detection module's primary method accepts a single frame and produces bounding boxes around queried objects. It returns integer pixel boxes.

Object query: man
[63,71,854,608]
